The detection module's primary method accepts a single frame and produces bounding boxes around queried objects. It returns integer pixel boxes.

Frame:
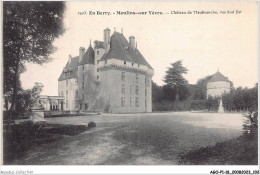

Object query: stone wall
[99,67,152,113]
[58,78,78,111]
[207,81,230,98]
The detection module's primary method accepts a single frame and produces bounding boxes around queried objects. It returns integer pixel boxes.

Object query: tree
[3,2,65,127]
[193,75,212,100]
[222,84,258,112]
[152,81,164,103]
[164,60,188,101]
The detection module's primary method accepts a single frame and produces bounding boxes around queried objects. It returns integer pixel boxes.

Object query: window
[83,65,84,70]
[121,72,125,81]
[66,80,68,86]
[97,69,99,72]
[135,86,139,95]
[85,104,88,110]
[97,60,100,64]
[136,74,139,83]
[121,97,125,107]
[82,94,84,99]
[97,51,99,55]
[145,89,147,96]
[75,90,78,98]
[124,61,126,65]
[121,84,125,94]
[130,97,132,107]
[97,75,99,80]
[80,103,82,110]
[82,82,84,88]
[83,74,84,80]
[66,100,68,109]
[138,64,140,67]
[135,98,139,107]
[105,60,107,64]
[130,85,132,95]
[145,100,147,107]
[132,63,134,66]
[76,79,78,85]
[66,91,68,99]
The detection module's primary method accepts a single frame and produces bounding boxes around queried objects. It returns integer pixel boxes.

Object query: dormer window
[124,61,126,65]
[132,63,134,66]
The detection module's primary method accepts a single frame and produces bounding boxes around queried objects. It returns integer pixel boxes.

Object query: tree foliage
[193,75,212,100]
[3,1,65,122]
[164,60,189,100]
[222,84,258,111]
[205,96,219,111]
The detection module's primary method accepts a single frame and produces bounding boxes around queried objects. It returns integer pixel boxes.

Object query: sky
[20,1,258,96]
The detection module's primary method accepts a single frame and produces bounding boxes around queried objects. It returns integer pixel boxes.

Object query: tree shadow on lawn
[3,123,90,165]
[179,131,258,165]
[112,119,246,165]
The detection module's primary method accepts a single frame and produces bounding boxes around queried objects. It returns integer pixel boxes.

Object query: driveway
[10,112,244,165]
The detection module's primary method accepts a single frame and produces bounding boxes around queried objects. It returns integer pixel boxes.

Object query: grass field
[5,112,250,165]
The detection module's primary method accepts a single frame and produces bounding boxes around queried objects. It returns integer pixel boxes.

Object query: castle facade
[58,28,154,113]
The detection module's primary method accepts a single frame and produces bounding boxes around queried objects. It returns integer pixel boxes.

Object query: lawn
[4,112,253,165]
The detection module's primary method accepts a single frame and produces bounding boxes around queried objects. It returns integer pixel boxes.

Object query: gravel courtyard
[11,112,244,165]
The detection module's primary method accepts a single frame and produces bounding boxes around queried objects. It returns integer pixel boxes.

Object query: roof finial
[114,27,116,32]
[136,42,137,49]
[90,39,91,45]
[121,28,123,34]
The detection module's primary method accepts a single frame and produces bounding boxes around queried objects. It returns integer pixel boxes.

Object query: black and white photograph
[1,1,259,174]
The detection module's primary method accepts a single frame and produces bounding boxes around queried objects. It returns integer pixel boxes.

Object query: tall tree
[164,60,188,101]
[3,2,65,125]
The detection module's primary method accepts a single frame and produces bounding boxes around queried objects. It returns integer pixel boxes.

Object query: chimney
[104,28,111,53]
[104,28,111,43]
[79,47,85,62]
[68,54,72,63]
[129,36,135,49]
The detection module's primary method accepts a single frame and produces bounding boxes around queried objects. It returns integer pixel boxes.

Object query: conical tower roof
[208,71,229,82]
[79,43,95,65]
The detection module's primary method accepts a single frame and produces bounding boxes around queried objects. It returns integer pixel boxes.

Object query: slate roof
[208,71,229,82]
[94,40,105,49]
[100,32,153,69]
[79,45,95,65]
[59,31,153,81]
[58,56,79,81]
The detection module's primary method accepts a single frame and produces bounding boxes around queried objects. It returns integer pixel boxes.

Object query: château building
[58,28,154,113]
[206,70,231,98]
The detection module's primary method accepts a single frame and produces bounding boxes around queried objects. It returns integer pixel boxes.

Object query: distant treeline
[152,81,258,112]
[222,84,258,111]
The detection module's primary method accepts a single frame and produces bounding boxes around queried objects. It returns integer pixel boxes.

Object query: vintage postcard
[1,1,259,174]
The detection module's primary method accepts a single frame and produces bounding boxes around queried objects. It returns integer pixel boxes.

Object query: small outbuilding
[206,70,231,98]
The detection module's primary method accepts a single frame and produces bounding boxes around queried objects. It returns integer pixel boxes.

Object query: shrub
[243,111,258,139]
[191,100,207,111]
[88,122,96,127]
